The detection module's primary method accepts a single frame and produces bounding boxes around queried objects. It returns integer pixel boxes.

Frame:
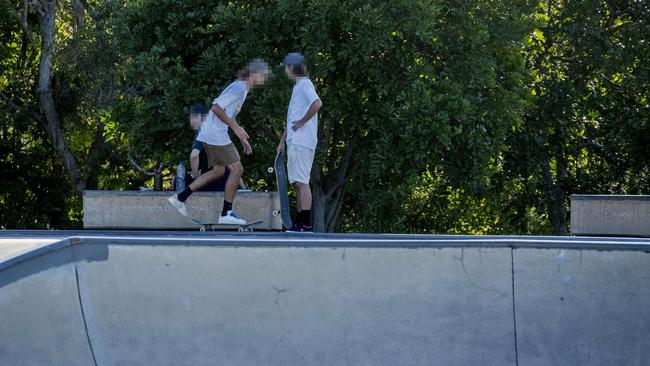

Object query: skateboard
[191,218,263,232]
[272,152,293,230]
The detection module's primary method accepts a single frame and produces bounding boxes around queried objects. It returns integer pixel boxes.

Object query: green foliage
[0,0,79,228]
[345,0,536,232]
[507,0,650,233]
[1,0,649,232]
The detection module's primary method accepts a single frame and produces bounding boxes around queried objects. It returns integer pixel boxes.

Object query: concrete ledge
[570,194,650,237]
[83,190,282,230]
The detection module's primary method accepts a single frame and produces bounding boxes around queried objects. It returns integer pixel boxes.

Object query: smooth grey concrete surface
[78,246,515,366]
[83,190,282,230]
[2,233,650,366]
[571,195,650,237]
[0,250,96,365]
[514,248,650,366]
[0,238,61,263]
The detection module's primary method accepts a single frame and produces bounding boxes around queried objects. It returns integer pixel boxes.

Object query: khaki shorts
[287,144,315,184]
[203,142,240,166]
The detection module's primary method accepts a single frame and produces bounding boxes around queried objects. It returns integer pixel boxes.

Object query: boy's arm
[211,103,249,141]
[189,149,201,178]
[291,99,322,131]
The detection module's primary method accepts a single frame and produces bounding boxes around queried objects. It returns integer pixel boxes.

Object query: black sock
[221,200,233,216]
[300,210,311,227]
[177,187,193,202]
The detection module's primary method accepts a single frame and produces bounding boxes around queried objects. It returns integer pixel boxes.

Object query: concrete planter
[83,190,282,230]
[570,195,650,237]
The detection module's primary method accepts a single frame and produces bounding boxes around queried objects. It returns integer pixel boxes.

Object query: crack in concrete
[272,285,289,308]
[457,248,508,298]
[75,265,98,366]
[511,249,520,366]
[270,285,290,355]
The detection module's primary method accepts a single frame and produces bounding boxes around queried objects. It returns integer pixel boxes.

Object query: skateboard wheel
[272,210,279,216]
[200,227,206,232]
[268,167,274,173]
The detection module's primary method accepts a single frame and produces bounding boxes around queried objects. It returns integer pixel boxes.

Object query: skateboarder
[169,59,270,224]
[277,53,322,232]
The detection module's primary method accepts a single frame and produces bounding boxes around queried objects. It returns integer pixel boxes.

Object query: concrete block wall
[83,190,282,230]
[570,195,650,237]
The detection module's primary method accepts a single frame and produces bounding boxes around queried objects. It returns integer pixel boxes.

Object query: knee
[231,164,244,177]
[210,166,225,178]
[294,182,309,191]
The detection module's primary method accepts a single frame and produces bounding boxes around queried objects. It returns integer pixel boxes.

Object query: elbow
[314,99,322,111]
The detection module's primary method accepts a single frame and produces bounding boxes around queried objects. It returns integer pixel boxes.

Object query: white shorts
[287,144,315,184]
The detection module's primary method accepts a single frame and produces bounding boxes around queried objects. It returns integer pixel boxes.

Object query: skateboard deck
[191,218,263,232]
[274,152,293,230]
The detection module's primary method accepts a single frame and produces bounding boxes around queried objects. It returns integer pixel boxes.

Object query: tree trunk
[541,152,567,235]
[312,183,328,232]
[311,141,357,232]
[311,172,348,233]
[37,0,86,194]
[71,0,85,33]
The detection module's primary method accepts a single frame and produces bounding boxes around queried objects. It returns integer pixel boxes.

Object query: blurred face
[248,72,268,89]
[189,113,204,130]
[284,65,295,80]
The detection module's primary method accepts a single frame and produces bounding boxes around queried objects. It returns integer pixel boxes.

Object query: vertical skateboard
[274,152,293,230]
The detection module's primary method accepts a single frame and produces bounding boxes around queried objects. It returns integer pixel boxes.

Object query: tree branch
[326,187,345,231]
[83,120,108,178]
[79,0,99,22]
[0,90,44,127]
[36,0,87,193]
[325,138,356,199]
[0,91,23,112]
[71,0,85,32]
[17,2,34,43]
[129,158,156,177]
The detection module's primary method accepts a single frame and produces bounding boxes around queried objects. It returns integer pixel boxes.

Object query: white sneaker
[218,210,247,225]
[168,194,188,216]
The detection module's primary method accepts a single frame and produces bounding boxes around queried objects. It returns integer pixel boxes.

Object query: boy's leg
[211,143,246,224]
[177,165,224,202]
[294,182,302,219]
[287,145,315,229]
[168,165,225,216]
[295,182,312,228]
[222,161,243,215]
[295,182,312,210]
[189,165,225,192]
[168,142,229,217]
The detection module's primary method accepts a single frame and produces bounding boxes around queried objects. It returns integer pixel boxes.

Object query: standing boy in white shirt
[277,53,322,232]
[169,59,270,224]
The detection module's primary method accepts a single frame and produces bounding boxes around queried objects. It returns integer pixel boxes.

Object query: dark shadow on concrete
[0,241,109,289]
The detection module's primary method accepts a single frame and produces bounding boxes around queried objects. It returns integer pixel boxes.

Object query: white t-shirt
[286,78,320,150]
[197,80,249,146]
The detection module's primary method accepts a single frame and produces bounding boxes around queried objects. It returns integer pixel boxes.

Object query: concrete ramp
[1,233,650,365]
